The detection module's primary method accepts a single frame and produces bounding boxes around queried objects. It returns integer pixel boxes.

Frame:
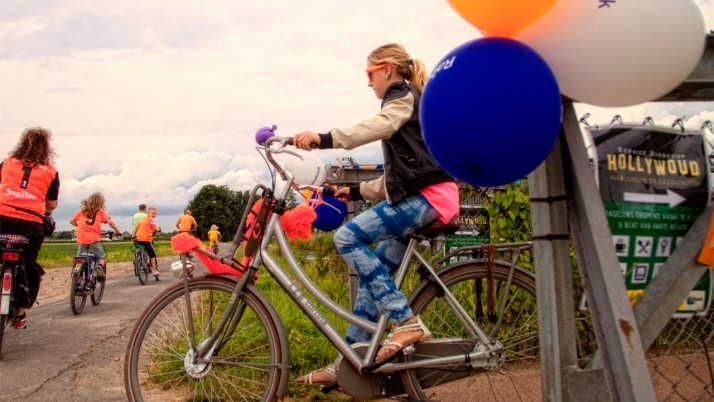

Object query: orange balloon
[447,0,558,38]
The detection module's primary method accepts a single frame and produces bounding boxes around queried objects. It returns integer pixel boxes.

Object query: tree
[186,185,250,241]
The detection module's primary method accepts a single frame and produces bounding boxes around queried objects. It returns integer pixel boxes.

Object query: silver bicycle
[123,136,539,401]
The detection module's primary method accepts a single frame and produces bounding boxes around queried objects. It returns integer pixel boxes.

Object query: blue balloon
[312,196,347,232]
[421,37,562,187]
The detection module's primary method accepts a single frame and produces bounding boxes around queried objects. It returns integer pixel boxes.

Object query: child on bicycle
[69,192,121,283]
[134,206,160,277]
[207,224,221,252]
[294,43,459,385]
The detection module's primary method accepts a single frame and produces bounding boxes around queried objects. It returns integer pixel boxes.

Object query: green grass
[38,240,175,269]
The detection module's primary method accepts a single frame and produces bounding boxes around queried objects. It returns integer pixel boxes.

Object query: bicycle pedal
[320,382,339,394]
[402,344,416,355]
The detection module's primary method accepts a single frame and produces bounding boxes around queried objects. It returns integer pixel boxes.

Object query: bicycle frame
[132,246,150,271]
[185,136,505,377]
[73,252,96,285]
[257,212,500,375]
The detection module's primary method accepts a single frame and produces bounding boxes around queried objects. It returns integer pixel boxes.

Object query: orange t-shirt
[73,209,110,245]
[135,216,157,242]
[176,214,197,232]
[0,157,58,223]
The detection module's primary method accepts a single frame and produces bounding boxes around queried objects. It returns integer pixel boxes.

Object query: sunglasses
[365,64,389,79]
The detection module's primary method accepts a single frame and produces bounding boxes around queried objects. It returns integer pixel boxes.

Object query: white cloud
[0,0,712,233]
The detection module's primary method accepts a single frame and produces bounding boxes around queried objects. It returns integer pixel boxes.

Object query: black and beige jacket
[318,81,454,205]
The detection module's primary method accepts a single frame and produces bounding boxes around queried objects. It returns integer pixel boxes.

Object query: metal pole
[561,99,657,402]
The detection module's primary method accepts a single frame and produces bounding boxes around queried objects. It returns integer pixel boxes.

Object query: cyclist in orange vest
[0,127,60,329]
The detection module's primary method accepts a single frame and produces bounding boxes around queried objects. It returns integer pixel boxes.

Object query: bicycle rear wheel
[135,253,148,285]
[0,314,6,358]
[91,268,105,305]
[402,260,539,401]
[124,276,283,401]
[0,262,8,358]
[70,263,88,315]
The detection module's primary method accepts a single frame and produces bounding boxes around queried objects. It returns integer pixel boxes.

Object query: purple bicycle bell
[256,125,277,145]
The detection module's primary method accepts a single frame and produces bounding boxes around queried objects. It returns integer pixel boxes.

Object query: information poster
[589,124,711,317]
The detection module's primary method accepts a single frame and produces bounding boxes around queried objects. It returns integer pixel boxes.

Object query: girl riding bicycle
[293,43,459,385]
[69,192,121,283]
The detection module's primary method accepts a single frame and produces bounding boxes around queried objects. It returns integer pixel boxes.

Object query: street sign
[588,124,711,317]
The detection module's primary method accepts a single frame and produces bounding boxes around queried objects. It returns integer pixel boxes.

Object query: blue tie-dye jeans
[334,193,439,345]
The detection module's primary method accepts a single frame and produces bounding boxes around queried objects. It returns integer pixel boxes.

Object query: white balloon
[518,0,706,107]
[284,153,326,186]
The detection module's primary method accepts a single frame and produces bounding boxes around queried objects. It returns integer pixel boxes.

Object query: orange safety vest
[0,157,57,223]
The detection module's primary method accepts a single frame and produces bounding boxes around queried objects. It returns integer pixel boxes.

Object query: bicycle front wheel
[124,276,283,401]
[402,260,539,401]
[70,263,88,315]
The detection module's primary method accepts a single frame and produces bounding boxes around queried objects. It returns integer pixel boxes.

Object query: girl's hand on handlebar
[334,187,351,202]
[294,132,320,150]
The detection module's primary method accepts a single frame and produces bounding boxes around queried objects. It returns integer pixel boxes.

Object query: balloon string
[306,192,343,214]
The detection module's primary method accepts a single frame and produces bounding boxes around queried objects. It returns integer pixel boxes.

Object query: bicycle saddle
[0,234,30,247]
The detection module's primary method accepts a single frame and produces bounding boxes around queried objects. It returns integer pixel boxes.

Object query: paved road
[0,259,181,401]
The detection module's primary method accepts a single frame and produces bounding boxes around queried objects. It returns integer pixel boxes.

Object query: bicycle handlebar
[286,137,318,149]
[262,135,321,188]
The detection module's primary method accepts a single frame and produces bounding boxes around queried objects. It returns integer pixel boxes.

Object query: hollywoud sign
[588,123,711,317]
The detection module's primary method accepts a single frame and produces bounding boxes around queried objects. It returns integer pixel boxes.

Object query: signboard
[588,124,711,317]
[445,206,490,263]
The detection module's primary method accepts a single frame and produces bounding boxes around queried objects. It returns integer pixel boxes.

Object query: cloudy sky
[1,0,713,233]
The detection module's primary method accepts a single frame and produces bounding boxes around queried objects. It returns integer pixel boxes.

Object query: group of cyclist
[0,128,220,328]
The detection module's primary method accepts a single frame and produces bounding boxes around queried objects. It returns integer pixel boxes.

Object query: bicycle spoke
[404,261,540,400]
